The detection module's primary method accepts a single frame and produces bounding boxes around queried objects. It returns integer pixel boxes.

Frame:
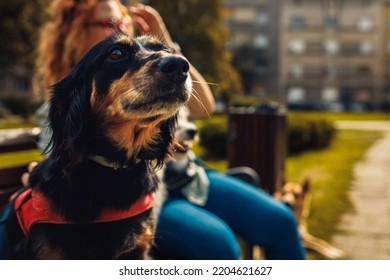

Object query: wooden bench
[0,128,40,209]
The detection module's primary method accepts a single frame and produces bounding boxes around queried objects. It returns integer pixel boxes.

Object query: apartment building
[224,0,280,99]
[0,66,32,99]
[280,0,386,110]
[225,0,390,110]
[382,0,390,109]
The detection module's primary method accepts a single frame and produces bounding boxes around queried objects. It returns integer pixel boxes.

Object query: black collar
[88,155,142,170]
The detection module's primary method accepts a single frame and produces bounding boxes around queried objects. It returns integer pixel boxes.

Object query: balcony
[287,42,376,57]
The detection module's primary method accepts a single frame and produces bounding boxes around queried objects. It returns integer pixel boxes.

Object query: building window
[324,17,338,29]
[255,58,268,75]
[253,34,269,49]
[232,33,251,46]
[289,64,304,79]
[233,8,256,23]
[359,41,374,55]
[323,65,338,79]
[385,89,390,102]
[323,39,340,55]
[290,16,305,29]
[287,87,306,103]
[289,39,306,55]
[360,0,372,7]
[292,0,303,6]
[356,64,371,74]
[13,77,30,91]
[256,11,269,25]
[322,87,339,102]
[355,88,372,103]
[356,16,374,32]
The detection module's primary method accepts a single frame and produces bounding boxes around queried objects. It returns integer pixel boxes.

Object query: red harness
[14,188,155,235]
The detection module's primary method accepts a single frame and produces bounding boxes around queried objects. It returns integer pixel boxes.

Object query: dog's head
[48,34,191,169]
[274,177,311,222]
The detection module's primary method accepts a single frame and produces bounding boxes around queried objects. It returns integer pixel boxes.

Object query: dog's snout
[157,56,189,82]
[187,128,197,139]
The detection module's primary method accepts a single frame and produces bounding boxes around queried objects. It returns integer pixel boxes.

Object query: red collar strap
[14,188,155,235]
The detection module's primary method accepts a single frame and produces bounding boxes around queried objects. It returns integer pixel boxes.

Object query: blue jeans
[0,204,11,259]
[155,170,305,260]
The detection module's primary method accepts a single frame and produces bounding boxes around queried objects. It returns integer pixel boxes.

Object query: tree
[0,0,51,69]
[147,0,243,102]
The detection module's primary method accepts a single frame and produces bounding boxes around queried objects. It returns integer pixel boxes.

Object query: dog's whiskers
[192,80,218,87]
[190,88,210,118]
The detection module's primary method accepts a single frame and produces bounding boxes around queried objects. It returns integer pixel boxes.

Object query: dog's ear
[275,172,287,192]
[302,177,311,193]
[48,61,92,167]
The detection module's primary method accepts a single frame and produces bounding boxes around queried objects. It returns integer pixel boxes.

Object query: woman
[34,0,305,260]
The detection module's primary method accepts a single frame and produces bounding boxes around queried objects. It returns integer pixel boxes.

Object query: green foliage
[197,113,336,159]
[199,118,228,159]
[229,95,261,107]
[147,0,243,101]
[1,96,39,118]
[287,115,336,154]
[0,0,51,69]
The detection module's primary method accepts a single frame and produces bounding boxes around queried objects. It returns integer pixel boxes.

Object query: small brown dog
[274,176,345,259]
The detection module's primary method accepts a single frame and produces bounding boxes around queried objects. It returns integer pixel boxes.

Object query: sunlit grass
[0,150,44,168]
[286,130,383,242]
[0,116,38,130]
[288,111,390,123]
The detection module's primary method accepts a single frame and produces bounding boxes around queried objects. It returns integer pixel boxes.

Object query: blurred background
[3,0,390,113]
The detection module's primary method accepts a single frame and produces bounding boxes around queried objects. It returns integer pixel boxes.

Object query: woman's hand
[129,4,174,47]
[21,162,38,187]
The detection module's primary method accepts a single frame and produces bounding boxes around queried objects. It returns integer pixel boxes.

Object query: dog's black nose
[157,56,189,83]
[187,128,197,139]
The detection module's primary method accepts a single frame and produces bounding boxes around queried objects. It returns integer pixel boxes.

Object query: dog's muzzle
[157,56,190,84]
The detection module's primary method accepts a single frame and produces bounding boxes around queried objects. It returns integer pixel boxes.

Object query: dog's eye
[109,48,124,60]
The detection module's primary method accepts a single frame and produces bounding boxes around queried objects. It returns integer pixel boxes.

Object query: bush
[197,114,336,159]
[229,95,260,107]
[287,115,336,154]
[1,96,38,118]
[199,119,228,159]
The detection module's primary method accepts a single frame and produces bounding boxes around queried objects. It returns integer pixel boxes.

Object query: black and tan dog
[274,177,345,259]
[2,34,191,259]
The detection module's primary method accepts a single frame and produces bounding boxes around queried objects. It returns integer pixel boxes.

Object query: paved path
[332,121,390,259]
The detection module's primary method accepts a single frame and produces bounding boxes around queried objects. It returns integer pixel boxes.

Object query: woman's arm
[129,4,215,118]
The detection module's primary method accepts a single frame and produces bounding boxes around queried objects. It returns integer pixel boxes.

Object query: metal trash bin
[228,104,287,193]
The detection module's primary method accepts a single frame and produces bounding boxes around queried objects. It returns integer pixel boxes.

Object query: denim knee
[271,203,299,237]
[192,222,241,260]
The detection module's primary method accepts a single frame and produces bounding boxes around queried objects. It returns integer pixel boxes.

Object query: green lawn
[286,130,382,242]
[0,116,37,130]
[0,150,44,168]
[288,111,390,123]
